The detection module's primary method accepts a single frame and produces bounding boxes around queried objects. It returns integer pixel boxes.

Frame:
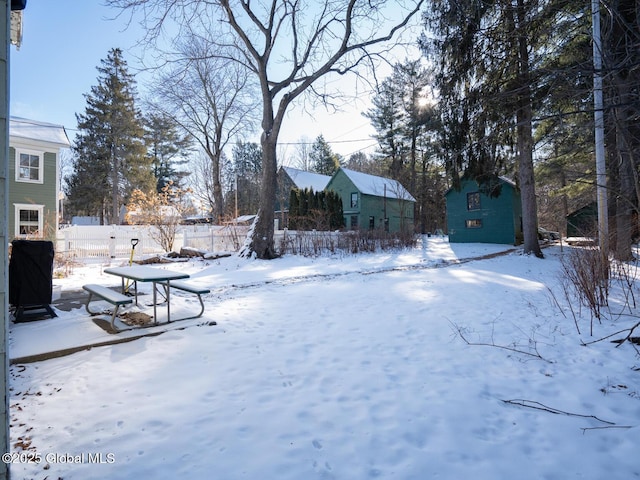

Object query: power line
[279,137,374,146]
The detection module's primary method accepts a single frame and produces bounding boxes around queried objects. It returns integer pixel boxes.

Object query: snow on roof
[445,175,517,196]
[283,166,331,192]
[340,168,416,202]
[10,116,70,147]
[498,176,516,187]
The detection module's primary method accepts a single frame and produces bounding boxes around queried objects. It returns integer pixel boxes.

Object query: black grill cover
[9,240,54,307]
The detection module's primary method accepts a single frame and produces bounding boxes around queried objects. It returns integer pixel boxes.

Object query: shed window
[369,216,375,230]
[350,192,359,208]
[467,192,481,211]
[16,150,43,183]
[466,219,482,228]
[350,215,359,229]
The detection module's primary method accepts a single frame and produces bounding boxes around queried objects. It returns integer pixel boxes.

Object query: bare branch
[502,399,617,425]
[450,321,553,363]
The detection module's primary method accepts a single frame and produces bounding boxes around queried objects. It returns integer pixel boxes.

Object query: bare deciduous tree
[292,136,312,171]
[147,30,258,224]
[108,0,425,259]
[188,150,226,219]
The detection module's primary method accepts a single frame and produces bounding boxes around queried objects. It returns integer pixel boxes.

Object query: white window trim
[14,203,44,238]
[15,148,44,184]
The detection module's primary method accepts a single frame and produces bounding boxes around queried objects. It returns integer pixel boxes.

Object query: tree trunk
[609,1,637,261]
[614,106,635,261]
[212,153,224,224]
[515,0,542,258]
[111,151,119,224]
[517,105,542,258]
[242,136,277,258]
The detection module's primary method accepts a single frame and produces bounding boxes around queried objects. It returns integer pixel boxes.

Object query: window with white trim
[14,204,44,237]
[15,149,43,183]
[466,219,482,228]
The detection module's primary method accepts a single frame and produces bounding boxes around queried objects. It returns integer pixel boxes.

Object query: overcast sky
[9,0,422,160]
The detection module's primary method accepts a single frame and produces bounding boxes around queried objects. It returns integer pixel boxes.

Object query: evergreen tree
[232,141,262,216]
[365,60,433,184]
[422,0,555,257]
[288,189,300,229]
[145,112,193,193]
[364,59,441,233]
[364,75,406,177]
[299,188,309,219]
[287,188,344,230]
[534,7,596,236]
[310,135,341,176]
[68,48,152,224]
[603,0,640,260]
[394,60,432,192]
[328,191,345,229]
[308,188,318,212]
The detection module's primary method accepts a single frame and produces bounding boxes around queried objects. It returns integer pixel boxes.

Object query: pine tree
[328,191,345,229]
[364,75,406,177]
[310,135,341,176]
[288,189,300,229]
[232,141,262,216]
[604,0,640,260]
[145,112,192,193]
[68,48,152,224]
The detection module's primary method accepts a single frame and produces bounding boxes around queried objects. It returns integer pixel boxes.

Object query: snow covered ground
[7,238,640,479]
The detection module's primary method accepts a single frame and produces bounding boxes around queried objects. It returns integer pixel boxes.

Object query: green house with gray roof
[325,168,415,233]
[445,177,522,244]
[9,117,70,240]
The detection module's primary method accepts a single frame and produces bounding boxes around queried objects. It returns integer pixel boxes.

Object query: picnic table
[103,265,190,325]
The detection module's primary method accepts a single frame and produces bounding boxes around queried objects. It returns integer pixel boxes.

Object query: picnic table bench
[83,284,133,332]
[159,280,210,320]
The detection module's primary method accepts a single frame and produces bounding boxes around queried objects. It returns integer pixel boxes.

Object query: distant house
[276,166,332,229]
[445,177,522,244]
[9,117,70,239]
[326,168,415,233]
[277,166,331,211]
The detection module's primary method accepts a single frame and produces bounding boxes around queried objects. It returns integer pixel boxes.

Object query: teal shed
[445,177,522,244]
[325,168,415,233]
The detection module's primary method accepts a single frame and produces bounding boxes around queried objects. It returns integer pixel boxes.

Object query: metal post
[592,0,608,257]
[0,2,9,477]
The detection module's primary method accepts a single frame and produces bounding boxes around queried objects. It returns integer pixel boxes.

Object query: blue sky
[9,1,394,159]
[10,1,142,138]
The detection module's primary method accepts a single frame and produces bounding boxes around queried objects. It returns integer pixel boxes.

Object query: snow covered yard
[7,239,640,479]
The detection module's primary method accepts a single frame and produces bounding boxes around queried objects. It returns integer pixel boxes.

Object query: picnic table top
[103,265,190,283]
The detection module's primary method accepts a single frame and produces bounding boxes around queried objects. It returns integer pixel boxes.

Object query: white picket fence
[55,225,418,261]
[56,224,251,260]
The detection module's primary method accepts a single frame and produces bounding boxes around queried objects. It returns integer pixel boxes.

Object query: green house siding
[446,179,522,244]
[8,147,58,239]
[326,169,414,233]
